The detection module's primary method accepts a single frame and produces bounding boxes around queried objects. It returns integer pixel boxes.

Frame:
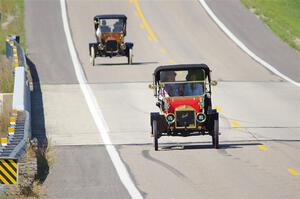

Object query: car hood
[165,96,202,113]
[101,32,122,42]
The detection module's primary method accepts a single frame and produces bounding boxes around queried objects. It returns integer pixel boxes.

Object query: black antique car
[149,64,219,150]
[89,14,134,65]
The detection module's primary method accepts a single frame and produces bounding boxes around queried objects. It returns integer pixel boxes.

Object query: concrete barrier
[12,67,30,112]
[1,36,31,159]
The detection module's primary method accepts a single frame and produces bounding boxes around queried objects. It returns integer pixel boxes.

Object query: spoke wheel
[212,119,219,149]
[152,120,159,151]
[90,46,95,66]
[128,48,133,65]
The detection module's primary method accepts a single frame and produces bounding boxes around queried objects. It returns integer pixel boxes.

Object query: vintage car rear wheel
[90,46,95,66]
[212,119,219,149]
[128,48,133,65]
[152,120,159,151]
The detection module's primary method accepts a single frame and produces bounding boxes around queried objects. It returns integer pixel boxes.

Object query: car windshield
[98,19,124,33]
[159,69,205,97]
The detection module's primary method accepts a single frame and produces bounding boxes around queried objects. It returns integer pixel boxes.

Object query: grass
[241,0,300,52]
[0,110,9,138]
[0,55,14,93]
[0,55,13,138]
[0,0,25,54]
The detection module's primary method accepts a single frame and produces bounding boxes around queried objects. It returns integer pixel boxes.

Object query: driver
[113,19,123,32]
[160,71,183,97]
[96,19,111,37]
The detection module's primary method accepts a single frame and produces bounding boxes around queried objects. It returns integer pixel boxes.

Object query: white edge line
[199,0,300,87]
[59,0,143,198]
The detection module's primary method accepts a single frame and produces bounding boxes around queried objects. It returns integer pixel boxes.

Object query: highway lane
[66,0,161,83]
[65,0,300,198]
[26,0,131,198]
[26,0,300,198]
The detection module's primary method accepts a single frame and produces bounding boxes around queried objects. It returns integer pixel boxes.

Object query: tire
[127,48,133,65]
[90,46,95,66]
[152,120,159,151]
[212,119,219,149]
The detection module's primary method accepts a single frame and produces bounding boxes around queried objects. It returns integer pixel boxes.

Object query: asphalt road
[206,0,300,82]
[26,0,300,198]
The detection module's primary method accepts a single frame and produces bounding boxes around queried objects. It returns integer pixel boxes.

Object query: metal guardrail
[0,35,31,159]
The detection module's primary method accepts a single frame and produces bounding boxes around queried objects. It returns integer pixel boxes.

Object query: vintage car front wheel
[128,48,133,65]
[212,119,219,149]
[152,120,159,151]
[90,46,95,66]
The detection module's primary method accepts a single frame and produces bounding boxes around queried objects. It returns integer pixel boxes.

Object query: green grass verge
[0,56,14,93]
[241,0,300,52]
[0,56,13,138]
[0,0,25,54]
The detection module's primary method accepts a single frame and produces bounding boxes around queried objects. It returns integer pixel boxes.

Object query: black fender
[150,112,168,134]
[125,42,134,49]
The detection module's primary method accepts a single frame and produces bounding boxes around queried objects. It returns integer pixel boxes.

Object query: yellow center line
[133,0,158,42]
[229,119,241,128]
[288,168,300,176]
[257,145,268,151]
[147,35,153,41]
[139,24,144,29]
[167,59,175,64]
[160,48,167,53]
[213,105,224,113]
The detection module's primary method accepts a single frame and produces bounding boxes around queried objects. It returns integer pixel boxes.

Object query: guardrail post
[1,138,7,147]
[5,36,11,58]
[12,45,19,68]
[9,116,16,126]
[8,126,15,136]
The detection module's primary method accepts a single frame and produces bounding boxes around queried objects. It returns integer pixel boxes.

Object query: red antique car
[149,64,219,150]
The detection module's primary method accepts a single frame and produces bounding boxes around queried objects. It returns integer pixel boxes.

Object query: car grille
[106,40,118,52]
[176,110,195,128]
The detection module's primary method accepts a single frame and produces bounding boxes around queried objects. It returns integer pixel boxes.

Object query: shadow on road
[27,56,49,183]
[117,139,300,151]
[180,142,260,150]
[95,61,159,66]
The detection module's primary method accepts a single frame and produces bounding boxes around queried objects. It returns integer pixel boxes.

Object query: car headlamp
[196,113,206,123]
[120,43,126,50]
[98,43,104,50]
[166,113,175,123]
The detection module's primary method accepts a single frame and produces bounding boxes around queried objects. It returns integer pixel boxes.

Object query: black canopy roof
[94,14,127,21]
[154,64,210,82]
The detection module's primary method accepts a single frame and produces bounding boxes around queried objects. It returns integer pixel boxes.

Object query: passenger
[160,71,183,97]
[184,70,204,96]
[113,19,123,32]
[96,20,111,36]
